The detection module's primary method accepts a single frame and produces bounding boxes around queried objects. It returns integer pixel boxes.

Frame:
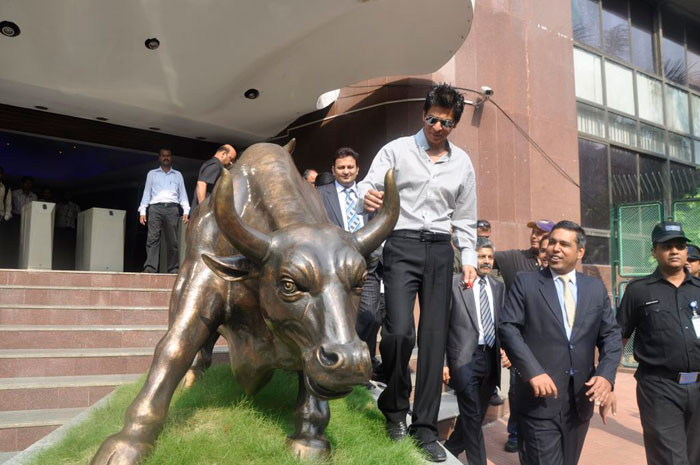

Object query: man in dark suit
[499,220,622,465]
[443,238,510,465]
[317,147,382,377]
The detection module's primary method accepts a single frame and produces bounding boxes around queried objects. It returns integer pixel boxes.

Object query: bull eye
[280,278,298,296]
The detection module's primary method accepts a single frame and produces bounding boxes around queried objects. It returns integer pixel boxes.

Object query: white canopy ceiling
[0,0,473,144]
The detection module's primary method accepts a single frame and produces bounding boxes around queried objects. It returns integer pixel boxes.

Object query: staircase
[0,270,178,462]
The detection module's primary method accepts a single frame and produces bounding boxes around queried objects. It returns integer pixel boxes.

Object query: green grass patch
[28,365,424,465]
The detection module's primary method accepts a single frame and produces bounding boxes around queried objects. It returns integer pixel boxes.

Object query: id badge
[693,315,700,339]
[678,372,699,385]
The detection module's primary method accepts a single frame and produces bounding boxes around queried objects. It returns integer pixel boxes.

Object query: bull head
[206,161,399,398]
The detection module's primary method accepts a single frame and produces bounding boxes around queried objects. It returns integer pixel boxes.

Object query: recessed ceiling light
[149,127,160,131]
[34,105,48,110]
[96,117,109,121]
[196,136,207,140]
[0,21,20,38]
[72,145,77,149]
[58,150,63,155]
[244,88,260,99]
[145,38,160,50]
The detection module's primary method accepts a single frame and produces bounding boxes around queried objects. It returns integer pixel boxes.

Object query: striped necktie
[480,278,495,347]
[344,188,361,232]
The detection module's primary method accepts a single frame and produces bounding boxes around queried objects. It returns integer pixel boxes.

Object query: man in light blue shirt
[138,148,190,273]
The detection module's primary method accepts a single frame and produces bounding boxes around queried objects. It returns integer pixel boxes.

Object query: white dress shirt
[138,167,190,216]
[334,181,364,232]
[357,129,477,267]
[471,276,495,345]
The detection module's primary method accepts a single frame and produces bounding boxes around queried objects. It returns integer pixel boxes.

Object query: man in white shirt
[0,167,12,268]
[317,148,383,382]
[138,149,190,274]
[358,84,477,462]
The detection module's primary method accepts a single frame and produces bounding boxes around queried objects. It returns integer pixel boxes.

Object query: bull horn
[283,138,296,155]
[212,167,271,263]
[353,169,400,256]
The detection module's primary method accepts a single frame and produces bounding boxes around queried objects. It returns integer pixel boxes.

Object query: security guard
[617,221,700,465]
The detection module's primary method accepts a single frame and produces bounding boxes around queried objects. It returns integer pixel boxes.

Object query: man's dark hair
[159,148,171,155]
[551,220,586,249]
[314,172,335,187]
[333,147,359,164]
[302,169,316,179]
[423,83,465,123]
[476,237,495,252]
[21,176,33,184]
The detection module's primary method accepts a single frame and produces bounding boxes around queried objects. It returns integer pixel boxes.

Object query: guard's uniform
[617,268,700,465]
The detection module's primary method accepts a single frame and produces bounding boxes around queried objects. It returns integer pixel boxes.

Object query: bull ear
[283,138,296,155]
[202,254,257,282]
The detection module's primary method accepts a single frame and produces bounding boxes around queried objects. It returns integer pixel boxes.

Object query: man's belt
[639,365,700,384]
[390,230,451,242]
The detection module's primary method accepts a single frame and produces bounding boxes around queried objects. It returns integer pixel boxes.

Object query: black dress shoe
[504,437,518,453]
[489,392,505,406]
[385,420,408,441]
[419,441,447,463]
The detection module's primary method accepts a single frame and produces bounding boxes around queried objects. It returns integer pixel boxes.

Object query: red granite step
[0,326,167,350]
[0,270,176,289]
[0,305,168,326]
[0,286,171,307]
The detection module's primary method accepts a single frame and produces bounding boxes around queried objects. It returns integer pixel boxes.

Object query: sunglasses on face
[424,115,456,129]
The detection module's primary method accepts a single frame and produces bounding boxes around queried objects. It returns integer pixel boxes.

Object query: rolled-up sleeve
[451,161,477,267]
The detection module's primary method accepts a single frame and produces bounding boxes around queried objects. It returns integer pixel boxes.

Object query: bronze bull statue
[90,140,399,465]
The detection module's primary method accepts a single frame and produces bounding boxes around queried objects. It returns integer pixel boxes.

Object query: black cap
[688,245,700,261]
[651,221,690,244]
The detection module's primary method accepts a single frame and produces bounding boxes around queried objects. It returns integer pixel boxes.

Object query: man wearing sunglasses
[358,83,477,462]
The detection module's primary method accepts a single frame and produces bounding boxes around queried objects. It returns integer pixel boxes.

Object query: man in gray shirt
[358,83,477,462]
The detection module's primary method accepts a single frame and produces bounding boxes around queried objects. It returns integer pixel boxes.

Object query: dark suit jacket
[446,274,505,393]
[317,182,379,270]
[498,268,622,421]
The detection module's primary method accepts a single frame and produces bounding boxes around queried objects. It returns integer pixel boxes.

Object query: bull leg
[287,371,331,460]
[182,332,220,388]
[90,289,224,465]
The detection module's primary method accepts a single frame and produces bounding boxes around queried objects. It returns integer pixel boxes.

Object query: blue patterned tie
[344,188,361,232]
[480,278,495,347]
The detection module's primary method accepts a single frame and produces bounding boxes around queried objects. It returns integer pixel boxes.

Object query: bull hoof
[90,433,153,465]
[287,435,331,461]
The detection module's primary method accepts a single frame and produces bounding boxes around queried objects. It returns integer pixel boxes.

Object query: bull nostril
[317,345,342,368]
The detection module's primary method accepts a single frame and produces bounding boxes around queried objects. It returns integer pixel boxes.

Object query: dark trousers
[143,203,180,273]
[444,346,498,465]
[636,374,700,465]
[356,269,381,362]
[377,236,453,444]
[53,227,76,270]
[518,380,589,465]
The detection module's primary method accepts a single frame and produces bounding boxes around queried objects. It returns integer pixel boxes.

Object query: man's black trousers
[144,203,180,273]
[636,373,700,465]
[356,268,382,363]
[377,235,453,444]
[444,345,498,465]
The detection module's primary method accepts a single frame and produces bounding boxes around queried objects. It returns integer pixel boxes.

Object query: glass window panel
[661,10,687,85]
[577,102,606,137]
[602,0,630,62]
[688,27,700,91]
[668,132,692,163]
[630,0,656,74]
[578,138,610,229]
[572,0,602,48]
[605,61,635,114]
[636,74,663,125]
[611,147,639,204]
[670,161,700,200]
[640,123,665,155]
[574,48,604,104]
[695,139,700,165]
[639,155,667,202]
[692,94,700,137]
[665,85,690,133]
[582,235,610,265]
[609,113,637,146]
